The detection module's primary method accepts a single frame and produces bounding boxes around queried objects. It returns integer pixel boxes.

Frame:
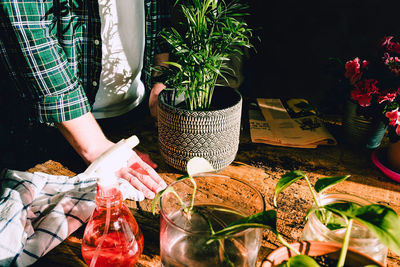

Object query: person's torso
[91,0,145,119]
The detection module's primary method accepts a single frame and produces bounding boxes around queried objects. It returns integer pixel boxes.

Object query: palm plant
[157,0,253,110]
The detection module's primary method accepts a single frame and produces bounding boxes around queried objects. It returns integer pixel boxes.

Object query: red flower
[380,36,400,54]
[385,108,400,126]
[344,57,368,85]
[378,89,398,104]
[350,79,379,107]
[382,53,400,76]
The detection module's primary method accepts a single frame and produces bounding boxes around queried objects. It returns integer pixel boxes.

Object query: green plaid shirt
[0,0,170,123]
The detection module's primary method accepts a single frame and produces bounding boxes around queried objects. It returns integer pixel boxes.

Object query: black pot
[157,87,242,171]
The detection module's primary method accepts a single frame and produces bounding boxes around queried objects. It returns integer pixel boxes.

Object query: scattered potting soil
[312,255,364,267]
[312,255,339,267]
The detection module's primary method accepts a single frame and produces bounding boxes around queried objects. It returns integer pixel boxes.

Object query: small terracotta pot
[262,241,384,267]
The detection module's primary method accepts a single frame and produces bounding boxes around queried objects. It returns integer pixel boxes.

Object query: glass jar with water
[302,193,388,265]
[159,174,265,267]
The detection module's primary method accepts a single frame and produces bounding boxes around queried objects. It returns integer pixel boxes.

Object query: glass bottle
[82,184,144,267]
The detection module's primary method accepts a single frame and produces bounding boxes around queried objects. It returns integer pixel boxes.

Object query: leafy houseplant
[156,0,254,171]
[157,0,253,110]
[270,170,400,267]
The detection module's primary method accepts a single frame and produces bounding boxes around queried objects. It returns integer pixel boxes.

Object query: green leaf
[354,204,400,254]
[273,170,306,207]
[314,209,347,230]
[276,254,321,267]
[323,202,359,222]
[207,210,277,243]
[163,61,183,70]
[313,175,350,194]
[324,203,400,254]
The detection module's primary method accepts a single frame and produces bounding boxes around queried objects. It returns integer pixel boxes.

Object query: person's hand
[116,150,167,199]
[149,82,165,120]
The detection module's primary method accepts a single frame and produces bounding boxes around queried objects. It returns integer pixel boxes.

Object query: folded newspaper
[249,98,337,148]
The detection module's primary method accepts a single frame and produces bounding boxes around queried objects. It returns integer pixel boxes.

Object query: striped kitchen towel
[0,169,144,266]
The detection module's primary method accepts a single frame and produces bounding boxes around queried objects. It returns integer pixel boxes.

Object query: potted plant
[267,170,400,266]
[155,0,254,171]
[339,36,400,149]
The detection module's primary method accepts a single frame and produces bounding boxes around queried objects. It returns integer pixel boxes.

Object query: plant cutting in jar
[271,170,400,267]
[152,157,288,267]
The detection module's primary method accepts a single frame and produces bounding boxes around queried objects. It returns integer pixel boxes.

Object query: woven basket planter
[157,87,242,171]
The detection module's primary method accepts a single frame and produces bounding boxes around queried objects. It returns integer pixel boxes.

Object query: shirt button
[92,81,98,86]
[94,39,100,45]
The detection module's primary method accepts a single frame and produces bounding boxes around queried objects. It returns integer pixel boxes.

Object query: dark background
[239,0,400,114]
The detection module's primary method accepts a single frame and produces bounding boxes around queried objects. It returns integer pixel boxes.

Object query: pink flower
[344,58,368,85]
[385,108,400,126]
[380,36,394,48]
[380,36,400,54]
[382,54,400,76]
[386,108,400,136]
[350,79,379,107]
[378,89,398,104]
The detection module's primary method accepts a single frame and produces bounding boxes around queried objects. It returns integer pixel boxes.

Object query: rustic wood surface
[28,111,400,267]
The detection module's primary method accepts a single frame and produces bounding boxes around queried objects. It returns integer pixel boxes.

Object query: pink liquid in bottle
[82,185,144,267]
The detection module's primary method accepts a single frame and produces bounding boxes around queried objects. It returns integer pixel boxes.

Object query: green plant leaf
[207,210,277,243]
[354,204,400,254]
[324,203,400,254]
[276,254,321,267]
[313,175,350,194]
[273,170,306,207]
[163,61,183,70]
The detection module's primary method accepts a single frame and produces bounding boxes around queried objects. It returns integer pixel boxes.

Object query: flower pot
[262,241,384,267]
[157,87,242,171]
[301,193,388,265]
[342,100,387,149]
[387,140,400,174]
[159,174,265,267]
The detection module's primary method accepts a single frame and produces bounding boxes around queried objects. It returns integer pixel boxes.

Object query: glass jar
[301,193,388,265]
[159,174,265,267]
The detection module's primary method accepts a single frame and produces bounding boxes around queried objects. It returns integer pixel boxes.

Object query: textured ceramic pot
[342,100,387,149]
[262,241,384,267]
[157,87,242,171]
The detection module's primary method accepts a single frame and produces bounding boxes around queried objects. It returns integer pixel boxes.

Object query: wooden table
[29,113,400,267]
